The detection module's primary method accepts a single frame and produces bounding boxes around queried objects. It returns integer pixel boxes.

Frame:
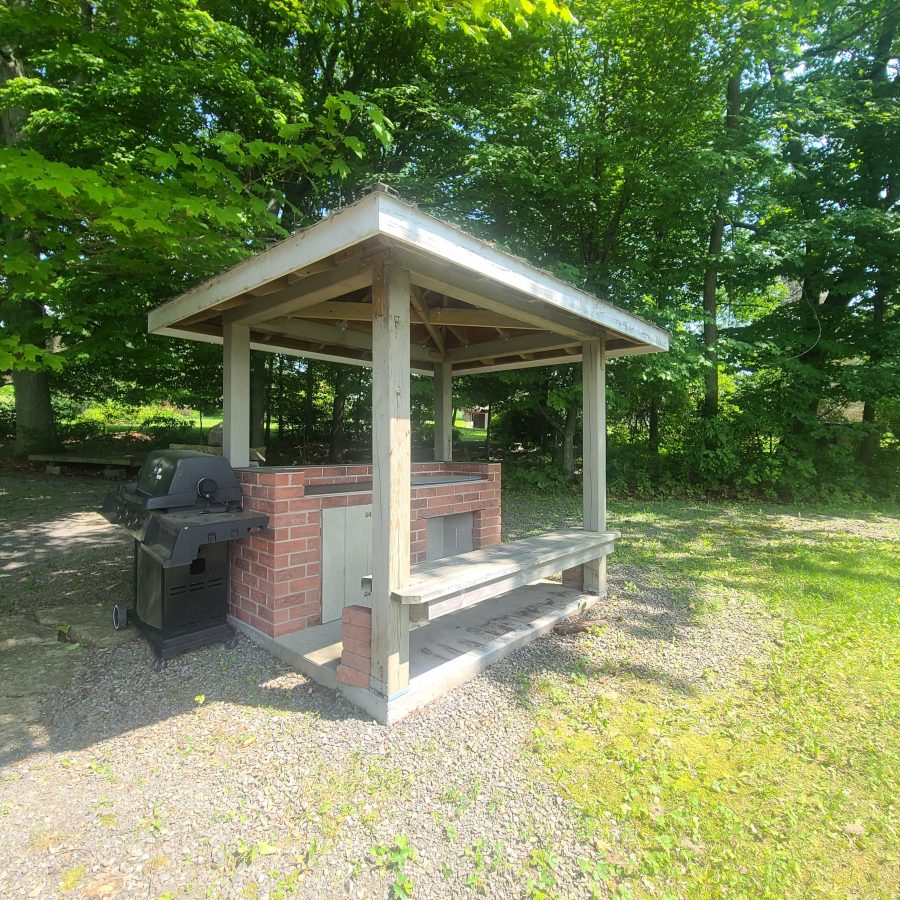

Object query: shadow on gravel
[0,475,370,768]
[0,635,367,768]
[1,476,132,617]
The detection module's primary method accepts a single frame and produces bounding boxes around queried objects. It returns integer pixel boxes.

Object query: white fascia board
[148,193,382,333]
[154,327,435,376]
[450,342,658,376]
[376,193,669,352]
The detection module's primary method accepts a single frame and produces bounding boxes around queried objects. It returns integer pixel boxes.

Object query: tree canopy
[1,0,896,498]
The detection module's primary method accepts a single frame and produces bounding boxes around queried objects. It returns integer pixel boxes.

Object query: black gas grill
[102,449,268,667]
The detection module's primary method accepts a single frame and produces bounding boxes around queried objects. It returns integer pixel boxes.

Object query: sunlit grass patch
[530,503,899,898]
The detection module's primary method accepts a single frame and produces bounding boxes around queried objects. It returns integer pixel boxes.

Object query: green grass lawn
[505,491,899,898]
[454,420,487,443]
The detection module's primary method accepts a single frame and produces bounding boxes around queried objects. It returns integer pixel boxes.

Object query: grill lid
[135,449,242,509]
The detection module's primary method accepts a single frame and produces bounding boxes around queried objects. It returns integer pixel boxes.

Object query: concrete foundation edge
[228,616,340,689]
[383,587,604,723]
[232,585,605,726]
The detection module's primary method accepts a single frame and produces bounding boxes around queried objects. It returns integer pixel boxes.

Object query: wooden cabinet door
[321,504,373,623]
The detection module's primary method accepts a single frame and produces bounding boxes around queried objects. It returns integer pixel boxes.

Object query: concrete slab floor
[233,580,597,722]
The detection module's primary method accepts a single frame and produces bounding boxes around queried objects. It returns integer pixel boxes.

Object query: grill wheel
[112,603,128,631]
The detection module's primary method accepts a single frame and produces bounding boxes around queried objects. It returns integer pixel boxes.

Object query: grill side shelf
[144,510,269,568]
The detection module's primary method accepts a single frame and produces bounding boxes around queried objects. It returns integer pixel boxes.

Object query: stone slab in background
[1,617,55,651]
[0,643,85,698]
[35,603,138,650]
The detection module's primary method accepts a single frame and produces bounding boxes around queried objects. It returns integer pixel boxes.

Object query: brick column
[468,463,501,548]
[337,605,372,688]
[231,469,322,637]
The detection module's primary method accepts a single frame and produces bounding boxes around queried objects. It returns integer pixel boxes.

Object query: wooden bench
[29,454,142,476]
[391,529,619,624]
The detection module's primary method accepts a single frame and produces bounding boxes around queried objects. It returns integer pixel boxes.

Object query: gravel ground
[0,475,806,898]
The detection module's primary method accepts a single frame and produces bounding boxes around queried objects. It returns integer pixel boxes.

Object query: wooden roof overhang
[148,186,669,375]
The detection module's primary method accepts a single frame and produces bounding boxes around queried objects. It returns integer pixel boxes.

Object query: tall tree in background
[736,0,899,487]
[1,0,894,496]
[1,0,568,454]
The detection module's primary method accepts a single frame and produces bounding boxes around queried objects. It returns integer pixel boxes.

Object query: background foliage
[1,0,896,499]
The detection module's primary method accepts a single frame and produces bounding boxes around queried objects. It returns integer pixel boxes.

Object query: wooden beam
[291,298,542,331]
[292,302,376,322]
[222,321,250,468]
[445,332,579,364]
[391,246,602,341]
[226,260,373,326]
[452,352,584,375]
[248,276,291,297]
[429,307,542,330]
[402,264,595,340]
[446,324,467,346]
[156,325,436,375]
[370,264,412,698]
[253,317,437,363]
[410,285,445,353]
[434,362,453,462]
[582,340,607,595]
[256,317,371,352]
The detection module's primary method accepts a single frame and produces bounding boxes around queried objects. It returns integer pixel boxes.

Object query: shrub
[503,459,570,490]
[0,390,15,439]
[138,411,194,442]
[59,416,106,442]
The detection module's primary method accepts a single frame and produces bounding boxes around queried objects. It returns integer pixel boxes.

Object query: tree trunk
[3,34,59,455]
[648,396,660,456]
[9,300,59,455]
[264,355,272,443]
[858,287,886,467]
[702,213,725,421]
[855,11,898,469]
[702,72,742,422]
[13,366,57,454]
[304,360,315,439]
[561,402,578,475]
[327,368,348,463]
[484,404,491,460]
[277,355,285,436]
[249,351,267,449]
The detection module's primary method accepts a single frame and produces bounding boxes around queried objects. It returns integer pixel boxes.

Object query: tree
[0,0,572,454]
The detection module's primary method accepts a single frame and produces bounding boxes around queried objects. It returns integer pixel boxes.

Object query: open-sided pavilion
[148,185,669,722]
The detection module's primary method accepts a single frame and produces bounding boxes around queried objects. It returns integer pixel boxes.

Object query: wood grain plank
[582,341,607,594]
[370,264,412,697]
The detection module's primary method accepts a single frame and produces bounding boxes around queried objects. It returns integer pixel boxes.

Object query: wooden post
[370,264,412,697]
[223,320,251,468]
[433,361,453,462]
[582,340,606,594]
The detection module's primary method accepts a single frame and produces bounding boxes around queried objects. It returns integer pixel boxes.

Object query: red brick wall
[231,462,501,638]
[231,468,322,638]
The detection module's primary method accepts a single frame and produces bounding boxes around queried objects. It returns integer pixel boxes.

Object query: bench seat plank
[393,529,619,621]
[29,454,140,466]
